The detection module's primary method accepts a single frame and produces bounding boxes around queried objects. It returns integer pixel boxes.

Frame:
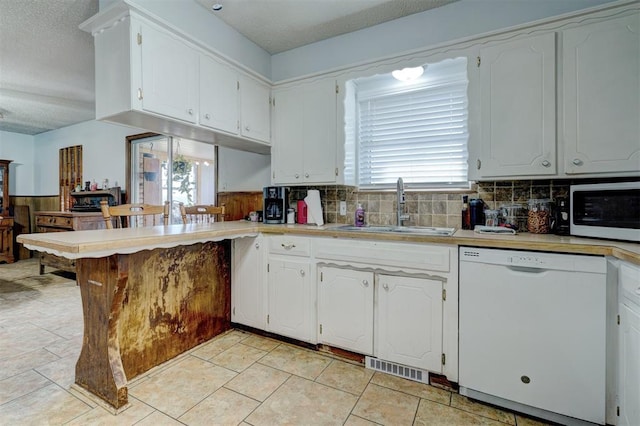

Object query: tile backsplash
[289,180,571,228]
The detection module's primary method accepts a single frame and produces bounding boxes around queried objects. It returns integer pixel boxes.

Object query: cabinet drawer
[267,235,311,257]
[314,238,451,272]
[36,215,74,230]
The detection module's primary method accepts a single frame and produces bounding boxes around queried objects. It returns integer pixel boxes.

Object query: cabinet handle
[281,243,296,249]
[299,270,305,277]
[383,283,389,290]
[188,108,194,115]
[362,280,369,287]
[255,243,260,249]
[541,160,551,167]
[205,113,211,120]
[572,158,583,166]
[476,159,481,170]
[305,173,309,178]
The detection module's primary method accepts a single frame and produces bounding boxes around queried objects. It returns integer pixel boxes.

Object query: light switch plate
[339,201,347,216]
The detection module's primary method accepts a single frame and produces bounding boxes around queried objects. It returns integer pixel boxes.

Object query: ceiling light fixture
[392,66,425,82]
[212,3,222,11]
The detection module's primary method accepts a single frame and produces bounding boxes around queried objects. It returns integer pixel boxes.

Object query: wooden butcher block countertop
[17,221,640,265]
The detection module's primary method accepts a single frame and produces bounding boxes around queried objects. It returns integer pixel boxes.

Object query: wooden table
[17,222,258,410]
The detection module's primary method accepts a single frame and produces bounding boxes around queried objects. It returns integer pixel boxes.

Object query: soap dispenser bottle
[355,203,365,227]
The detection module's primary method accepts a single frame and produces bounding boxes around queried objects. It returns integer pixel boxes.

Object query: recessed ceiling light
[212,3,222,11]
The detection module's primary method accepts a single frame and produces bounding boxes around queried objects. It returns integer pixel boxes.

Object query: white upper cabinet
[562,12,640,175]
[272,78,338,185]
[472,32,556,179]
[138,21,199,123]
[83,8,270,154]
[239,75,271,143]
[199,54,238,135]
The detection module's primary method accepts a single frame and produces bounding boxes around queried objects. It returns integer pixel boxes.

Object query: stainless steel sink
[335,225,456,236]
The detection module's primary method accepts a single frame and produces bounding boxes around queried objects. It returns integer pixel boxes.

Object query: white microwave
[570,181,640,243]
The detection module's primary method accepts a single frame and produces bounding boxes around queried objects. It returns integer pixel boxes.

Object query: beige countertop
[17,221,640,265]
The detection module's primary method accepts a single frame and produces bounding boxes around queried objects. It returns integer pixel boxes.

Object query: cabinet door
[563,13,640,175]
[618,302,640,426]
[199,54,238,134]
[377,274,443,372]
[139,22,198,123]
[232,236,265,330]
[267,257,313,342]
[476,33,556,177]
[302,79,338,183]
[272,84,305,184]
[272,79,337,185]
[239,75,271,143]
[318,267,374,355]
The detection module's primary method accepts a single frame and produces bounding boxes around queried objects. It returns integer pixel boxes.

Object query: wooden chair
[179,203,225,224]
[100,200,170,229]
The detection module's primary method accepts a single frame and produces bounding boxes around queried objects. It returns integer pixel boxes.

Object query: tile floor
[0,259,549,425]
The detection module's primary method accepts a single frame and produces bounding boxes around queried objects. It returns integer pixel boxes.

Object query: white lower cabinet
[376,274,444,373]
[267,257,314,342]
[231,236,265,330]
[618,262,640,426]
[318,266,374,355]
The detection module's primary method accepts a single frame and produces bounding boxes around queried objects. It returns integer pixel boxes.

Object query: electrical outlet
[339,201,347,216]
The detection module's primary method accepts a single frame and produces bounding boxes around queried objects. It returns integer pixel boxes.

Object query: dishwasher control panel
[459,247,606,274]
[508,255,545,266]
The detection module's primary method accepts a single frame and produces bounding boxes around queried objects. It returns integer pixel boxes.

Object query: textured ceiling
[0,0,456,136]
[0,0,98,135]
[195,0,458,54]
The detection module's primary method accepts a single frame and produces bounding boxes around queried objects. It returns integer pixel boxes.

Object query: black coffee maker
[263,186,288,224]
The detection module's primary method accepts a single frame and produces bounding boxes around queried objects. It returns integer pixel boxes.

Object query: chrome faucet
[396,177,410,226]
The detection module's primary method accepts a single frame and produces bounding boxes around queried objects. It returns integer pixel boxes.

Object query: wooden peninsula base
[74,240,231,409]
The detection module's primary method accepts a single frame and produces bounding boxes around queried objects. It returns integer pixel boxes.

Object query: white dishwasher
[459,247,607,425]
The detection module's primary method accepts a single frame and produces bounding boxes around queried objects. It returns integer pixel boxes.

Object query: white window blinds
[356,57,469,189]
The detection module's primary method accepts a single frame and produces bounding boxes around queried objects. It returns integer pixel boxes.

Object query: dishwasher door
[459,247,607,425]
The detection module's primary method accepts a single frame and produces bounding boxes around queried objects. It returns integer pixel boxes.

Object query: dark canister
[555,196,570,235]
[469,199,485,229]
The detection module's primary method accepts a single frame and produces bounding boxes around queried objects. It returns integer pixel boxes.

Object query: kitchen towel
[304,190,324,226]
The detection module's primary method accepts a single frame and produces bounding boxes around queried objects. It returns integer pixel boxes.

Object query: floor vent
[365,356,430,384]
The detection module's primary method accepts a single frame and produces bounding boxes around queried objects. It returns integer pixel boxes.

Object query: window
[349,57,469,190]
[128,134,216,224]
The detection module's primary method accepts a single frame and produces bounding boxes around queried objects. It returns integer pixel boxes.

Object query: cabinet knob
[383,283,389,290]
[188,108,194,115]
[255,243,260,249]
[245,125,250,131]
[572,158,583,166]
[205,113,211,120]
[305,173,309,178]
[295,174,300,179]
[362,280,369,287]
[541,160,551,167]
[299,270,305,277]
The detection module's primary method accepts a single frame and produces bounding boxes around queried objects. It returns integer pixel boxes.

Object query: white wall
[33,120,146,196]
[271,0,619,82]
[99,0,271,79]
[0,131,36,195]
[217,146,270,192]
